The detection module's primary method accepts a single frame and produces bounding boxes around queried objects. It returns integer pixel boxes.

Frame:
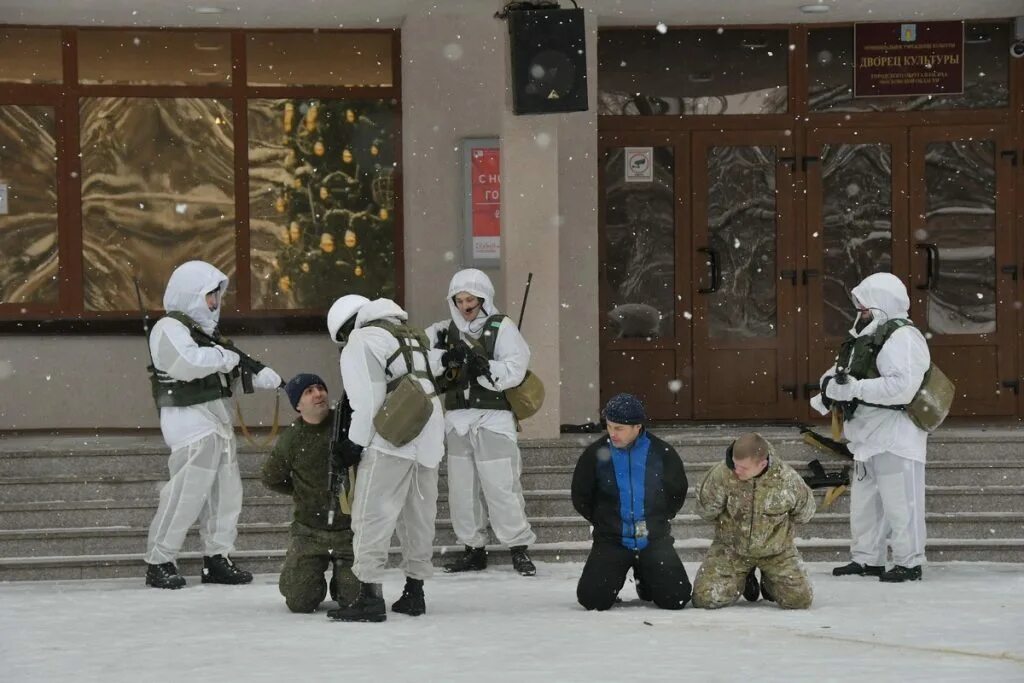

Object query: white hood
[162,261,228,335]
[446,268,500,336]
[354,297,408,328]
[848,272,910,338]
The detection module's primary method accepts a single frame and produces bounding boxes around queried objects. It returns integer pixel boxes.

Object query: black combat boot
[879,565,922,583]
[146,562,186,589]
[328,582,387,622]
[832,561,884,577]
[391,577,426,617]
[742,568,760,602]
[444,546,487,573]
[510,546,536,577]
[201,554,253,585]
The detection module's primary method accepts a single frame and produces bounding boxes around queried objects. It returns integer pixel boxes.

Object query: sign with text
[854,21,964,98]
[467,142,501,264]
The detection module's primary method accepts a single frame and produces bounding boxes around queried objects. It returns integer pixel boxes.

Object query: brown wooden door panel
[803,127,910,405]
[598,132,692,420]
[908,125,1018,417]
[691,130,799,419]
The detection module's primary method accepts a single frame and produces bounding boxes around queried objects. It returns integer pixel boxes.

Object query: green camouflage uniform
[262,410,359,612]
[692,454,816,610]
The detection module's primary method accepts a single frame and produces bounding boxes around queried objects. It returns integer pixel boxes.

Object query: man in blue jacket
[571,394,691,611]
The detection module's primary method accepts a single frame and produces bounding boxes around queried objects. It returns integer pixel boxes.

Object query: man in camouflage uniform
[262,373,359,612]
[692,433,816,610]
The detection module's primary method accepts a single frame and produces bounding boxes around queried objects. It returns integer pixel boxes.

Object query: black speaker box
[508,8,588,115]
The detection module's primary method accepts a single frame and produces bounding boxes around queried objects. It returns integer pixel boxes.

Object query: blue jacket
[571,431,688,550]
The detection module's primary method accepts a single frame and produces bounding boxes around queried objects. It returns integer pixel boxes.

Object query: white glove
[809,394,829,416]
[253,366,283,390]
[215,346,240,373]
[825,377,861,402]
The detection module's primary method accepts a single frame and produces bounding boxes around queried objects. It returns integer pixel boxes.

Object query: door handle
[803,382,820,399]
[1000,150,1018,167]
[801,155,820,172]
[781,384,798,400]
[802,269,819,285]
[915,243,940,291]
[1002,380,1020,396]
[1001,265,1018,281]
[780,270,797,286]
[697,246,721,294]
[778,156,796,171]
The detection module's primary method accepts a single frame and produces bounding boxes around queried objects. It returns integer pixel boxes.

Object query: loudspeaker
[508,8,588,115]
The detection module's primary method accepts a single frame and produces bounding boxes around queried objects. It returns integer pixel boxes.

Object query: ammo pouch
[364,320,437,447]
[905,363,955,432]
[506,370,545,421]
[836,318,954,432]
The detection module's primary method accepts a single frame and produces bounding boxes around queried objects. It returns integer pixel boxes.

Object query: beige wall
[0,7,602,432]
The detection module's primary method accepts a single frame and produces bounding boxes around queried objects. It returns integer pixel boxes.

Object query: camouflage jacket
[696,456,815,558]
[261,410,351,531]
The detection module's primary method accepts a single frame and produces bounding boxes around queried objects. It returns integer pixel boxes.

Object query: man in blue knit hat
[571,393,692,610]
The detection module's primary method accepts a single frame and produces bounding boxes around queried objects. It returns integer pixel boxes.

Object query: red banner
[854,21,964,98]
[470,146,501,260]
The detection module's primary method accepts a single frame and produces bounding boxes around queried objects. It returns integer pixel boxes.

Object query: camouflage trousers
[692,542,813,610]
[278,521,358,613]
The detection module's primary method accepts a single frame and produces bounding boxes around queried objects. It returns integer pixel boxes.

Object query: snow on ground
[1,562,1023,682]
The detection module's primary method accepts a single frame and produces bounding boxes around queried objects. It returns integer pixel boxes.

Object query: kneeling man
[692,433,815,610]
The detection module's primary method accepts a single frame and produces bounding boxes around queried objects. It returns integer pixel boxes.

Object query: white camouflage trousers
[446,428,536,549]
[145,432,242,565]
[849,451,927,568]
[350,449,440,583]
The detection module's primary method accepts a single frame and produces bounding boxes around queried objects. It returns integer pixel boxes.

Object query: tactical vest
[362,319,438,446]
[836,318,912,383]
[148,311,233,409]
[443,315,513,412]
[362,319,437,395]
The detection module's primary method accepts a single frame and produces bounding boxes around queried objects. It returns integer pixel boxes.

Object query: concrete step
[4,512,1023,558]
[1,428,1022,476]
[2,538,1022,581]
[1,485,1020,533]
[4,459,1023,505]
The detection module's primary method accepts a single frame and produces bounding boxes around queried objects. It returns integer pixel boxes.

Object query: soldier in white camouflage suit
[692,433,816,610]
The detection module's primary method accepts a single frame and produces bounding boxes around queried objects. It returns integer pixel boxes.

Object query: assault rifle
[180,321,280,394]
[327,395,354,525]
[802,458,850,490]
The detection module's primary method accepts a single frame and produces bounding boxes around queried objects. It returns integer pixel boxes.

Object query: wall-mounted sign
[854,21,964,98]
[625,147,654,183]
[463,138,500,267]
[0,183,8,215]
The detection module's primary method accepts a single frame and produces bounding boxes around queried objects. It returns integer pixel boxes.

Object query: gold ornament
[278,275,292,292]
[344,230,357,248]
[320,232,335,253]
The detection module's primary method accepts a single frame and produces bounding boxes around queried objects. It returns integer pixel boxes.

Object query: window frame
[0,26,402,334]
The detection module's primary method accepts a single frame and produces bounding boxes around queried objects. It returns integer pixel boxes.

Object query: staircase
[1,427,1022,581]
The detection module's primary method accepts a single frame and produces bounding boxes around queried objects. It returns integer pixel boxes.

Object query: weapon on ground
[799,426,854,459]
[802,458,850,489]
[327,396,354,525]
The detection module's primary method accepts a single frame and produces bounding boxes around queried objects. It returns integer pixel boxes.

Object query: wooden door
[690,130,799,419]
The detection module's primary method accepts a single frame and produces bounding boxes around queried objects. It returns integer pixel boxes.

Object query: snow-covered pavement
[2,562,1022,682]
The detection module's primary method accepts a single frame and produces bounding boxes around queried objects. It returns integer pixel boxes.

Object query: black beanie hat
[285,373,327,410]
[602,393,647,425]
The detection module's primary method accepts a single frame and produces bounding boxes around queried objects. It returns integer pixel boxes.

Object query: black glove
[333,438,364,468]
[465,352,492,382]
[441,342,468,369]
[820,376,835,410]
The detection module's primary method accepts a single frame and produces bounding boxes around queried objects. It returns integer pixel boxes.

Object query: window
[0,29,400,325]
[598,28,789,116]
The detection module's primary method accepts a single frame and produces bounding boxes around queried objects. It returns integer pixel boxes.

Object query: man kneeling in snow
[691,433,815,610]
[571,394,692,611]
